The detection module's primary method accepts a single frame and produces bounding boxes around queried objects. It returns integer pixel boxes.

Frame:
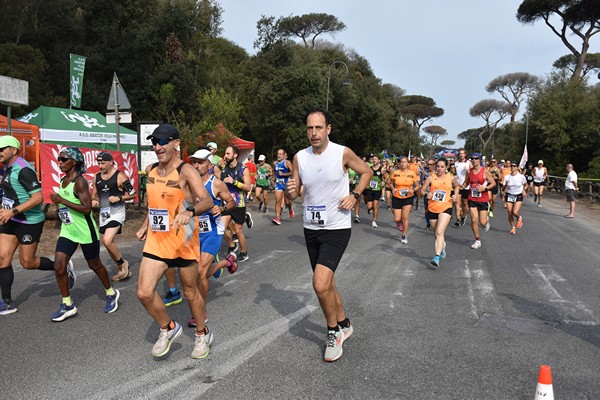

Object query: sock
[116,258,124,265]
[327,325,340,332]
[196,326,209,336]
[62,296,73,306]
[105,287,116,296]
[170,287,178,294]
[0,266,15,303]
[163,320,175,330]
[338,318,350,328]
[475,237,480,241]
[38,257,55,271]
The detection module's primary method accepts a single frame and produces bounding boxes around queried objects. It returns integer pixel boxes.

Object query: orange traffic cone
[534,365,554,400]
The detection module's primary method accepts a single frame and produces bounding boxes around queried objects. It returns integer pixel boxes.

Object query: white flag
[519,145,528,169]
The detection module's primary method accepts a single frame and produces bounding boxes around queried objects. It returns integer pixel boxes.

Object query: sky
[217,0,599,146]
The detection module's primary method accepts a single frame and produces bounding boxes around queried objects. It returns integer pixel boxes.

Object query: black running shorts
[303,228,351,272]
[0,220,44,244]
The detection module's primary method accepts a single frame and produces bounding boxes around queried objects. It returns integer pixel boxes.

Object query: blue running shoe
[163,289,183,306]
[440,242,446,259]
[430,256,440,267]
[104,289,120,313]
[0,300,17,315]
[67,260,76,289]
[51,303,78,322]
[213,268,223,278]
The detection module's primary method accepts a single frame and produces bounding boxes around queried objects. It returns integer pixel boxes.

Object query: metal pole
[7,106,11,136]
[525,111,529,149]
[113,74,121,152]
[325,61,349,112]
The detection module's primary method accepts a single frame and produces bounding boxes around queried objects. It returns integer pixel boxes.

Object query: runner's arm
[285,154,302,201]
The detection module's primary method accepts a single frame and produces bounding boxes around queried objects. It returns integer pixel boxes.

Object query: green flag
[69,54,86,108]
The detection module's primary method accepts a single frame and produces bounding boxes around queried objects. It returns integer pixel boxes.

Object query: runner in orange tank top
[136,124,214,359]
[386,156,420,244]
[421,158,459,267]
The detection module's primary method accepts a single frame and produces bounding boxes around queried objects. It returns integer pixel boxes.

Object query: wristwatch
[351,191,360,200]
[185,205,195,216]
[12,208,20,215]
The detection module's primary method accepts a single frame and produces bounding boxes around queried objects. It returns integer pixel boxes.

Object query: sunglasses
[57,157,72,162]
[151,138,172,146]
[471,157,480,160]
[491,161,497,163]
[511,165,518,167]
[0,147,8,152]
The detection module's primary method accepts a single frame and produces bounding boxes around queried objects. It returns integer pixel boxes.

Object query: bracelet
[234,180,242,189]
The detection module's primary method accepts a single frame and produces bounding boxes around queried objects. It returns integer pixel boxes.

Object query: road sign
[106,112,132,124]
[107,73,131,110]
[0,75,29,106]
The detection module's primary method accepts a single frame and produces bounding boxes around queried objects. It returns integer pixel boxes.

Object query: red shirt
[467,167,490,203]
[245,161,257,184]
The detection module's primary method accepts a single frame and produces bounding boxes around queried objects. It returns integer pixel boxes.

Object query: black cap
[96,152,113,161]
[146,124,180,141]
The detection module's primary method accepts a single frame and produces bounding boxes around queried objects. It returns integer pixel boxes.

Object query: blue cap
[471,152,481,158]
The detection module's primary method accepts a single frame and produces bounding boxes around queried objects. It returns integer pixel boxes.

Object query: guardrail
[547,175,600,200]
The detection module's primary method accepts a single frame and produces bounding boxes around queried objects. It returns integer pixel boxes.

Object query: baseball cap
[0,135,21,149]
[146,124,180,141]
[207,142,217,150]
[471,152,482,158]
[189,148,212,160]
[538,160,544,165]
[96,151,113,162]
[258,154,266,161]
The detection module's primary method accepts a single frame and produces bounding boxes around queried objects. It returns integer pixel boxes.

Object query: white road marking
[251,250,292,265]
[464,260,501,319]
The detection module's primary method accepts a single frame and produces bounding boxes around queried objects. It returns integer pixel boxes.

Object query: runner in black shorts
[0,136,67,315]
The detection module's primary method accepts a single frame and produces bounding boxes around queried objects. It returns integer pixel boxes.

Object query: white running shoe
[152,322,182,357]
[471,240,481,249]
[483,222,490,232]
[324,329,344,362]
[371,221,378,228]
[191,327,214,359]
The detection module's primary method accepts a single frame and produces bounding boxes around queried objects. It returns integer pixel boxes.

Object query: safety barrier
[547,175,600,200]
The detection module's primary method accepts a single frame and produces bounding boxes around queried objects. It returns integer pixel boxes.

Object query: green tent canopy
[17,106,137,152]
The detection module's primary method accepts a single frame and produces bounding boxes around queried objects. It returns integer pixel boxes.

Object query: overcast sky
[217,0,599,146]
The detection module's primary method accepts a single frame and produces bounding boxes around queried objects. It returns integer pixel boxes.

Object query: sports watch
[351,191,360,200]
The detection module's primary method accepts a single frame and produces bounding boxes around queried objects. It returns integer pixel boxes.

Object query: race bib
[99,207,111,225]
[198,215,212,233]
[149,208,169,232]
[305,205,327,226]
[276,178,285,185]
[471,188,482,198]
[258,173,267,180]
[2,197,14,210]
[58,207,74,225]
[369,179,378,189]
[432,190,447,202]
[507,194,518,203]
[399,188,409,197]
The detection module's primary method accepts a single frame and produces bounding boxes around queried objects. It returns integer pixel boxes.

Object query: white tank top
[455,160,470,185]
[534,167,545,182]
[297,141,350,230]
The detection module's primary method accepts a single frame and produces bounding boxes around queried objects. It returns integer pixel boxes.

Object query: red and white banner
[40,143,139,204]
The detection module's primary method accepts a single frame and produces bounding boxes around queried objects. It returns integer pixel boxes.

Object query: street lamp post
[325,61,351,111]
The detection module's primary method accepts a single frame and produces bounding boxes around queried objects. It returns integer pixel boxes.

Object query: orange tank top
[143,162,199,261]
[391,169,419,199]
[428,173,454,213]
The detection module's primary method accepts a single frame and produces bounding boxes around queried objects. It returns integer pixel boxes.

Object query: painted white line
[251,250,292,265]
[524,267,566,303]
[464,261,478,319]
[95,304,318,399]
[464,260,501,319]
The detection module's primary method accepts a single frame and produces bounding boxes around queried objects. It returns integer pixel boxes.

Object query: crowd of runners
[0,109,580,363]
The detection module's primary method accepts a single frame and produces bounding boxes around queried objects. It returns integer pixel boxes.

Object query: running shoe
[289,207,295,219]
[258,202,263,211]
[483,222,490,232]
[460,216,466,226]
[237,252,249,263]
[510,227,516,235]
[213,268,223,278]
[430,255,440,267]
[228,244,239,256]
[426,223,431,231]
[414,202,419,211]
[341,322,353,342]
[537,203,542,208]
[232,234,239,244]
[263,208,268,213]
[226,252,238,274]
[488,210,494,218]
[470,240,481,249]
[112,260,132,281]
[0,300,17,315]
[400,235,408,244]
[440,242,446,259]
[367,208,372,215]
[152,321,182,357]
[51,303,78,322]
[67,259,76,289]
[396,221,402,231]
[163,289,183,306]
[454,220,460,227]
[191,327,214,359]
[517,216,523,229]
[245,212,253,229]
[188,313,209,328]
[354,216,360,223]
[272,217,281,225]
[104,289,120,313]
[372,221,378,228]
[324,329,344,362]
[380,196,385,201]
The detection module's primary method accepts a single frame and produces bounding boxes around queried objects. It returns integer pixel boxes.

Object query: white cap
[190,148,212,160]
[258,154,266,161]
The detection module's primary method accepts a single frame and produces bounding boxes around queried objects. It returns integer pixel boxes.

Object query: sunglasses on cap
[151,137,172,146]
[57,156,72,162]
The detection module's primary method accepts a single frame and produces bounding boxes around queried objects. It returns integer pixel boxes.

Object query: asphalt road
[3,193,599,400]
